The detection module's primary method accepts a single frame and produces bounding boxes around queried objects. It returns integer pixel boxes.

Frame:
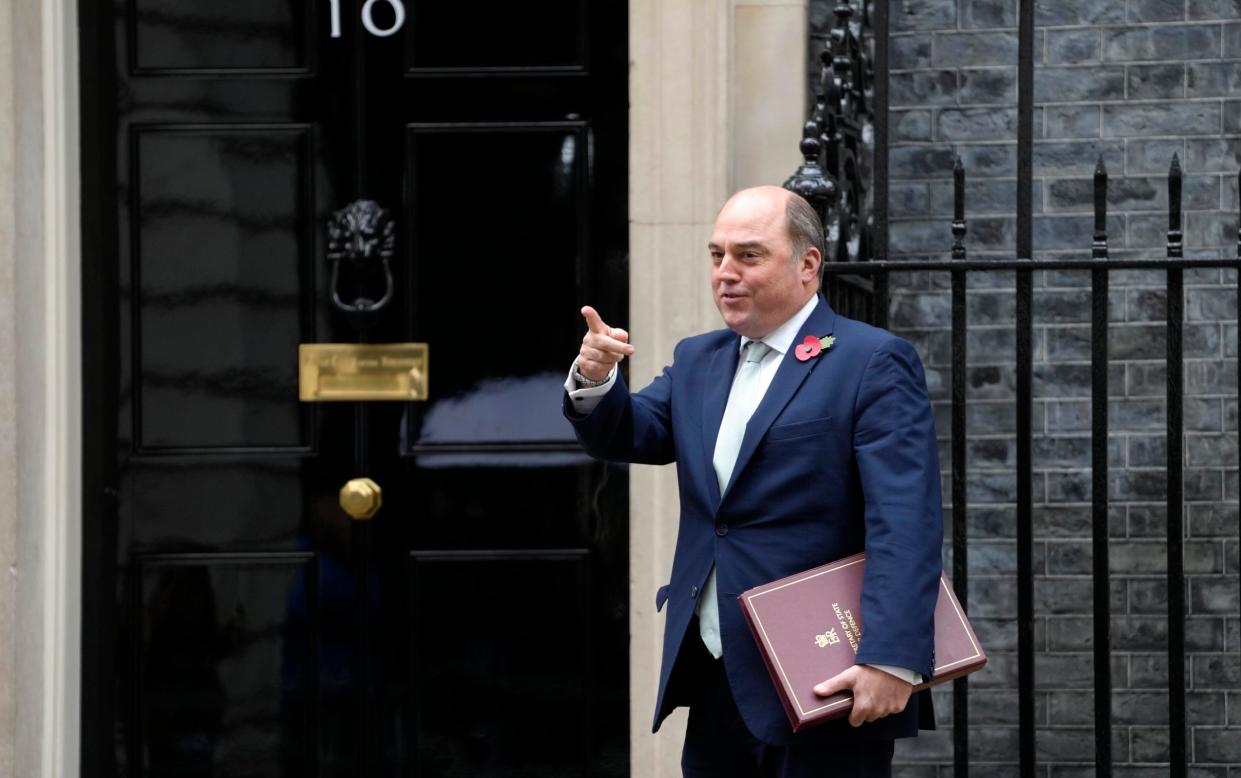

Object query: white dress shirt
[565,295,922,685]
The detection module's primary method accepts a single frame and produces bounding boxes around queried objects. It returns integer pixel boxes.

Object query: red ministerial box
[737,552,987,732]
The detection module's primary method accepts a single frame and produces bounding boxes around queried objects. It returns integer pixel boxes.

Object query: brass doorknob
[339,477,383,520]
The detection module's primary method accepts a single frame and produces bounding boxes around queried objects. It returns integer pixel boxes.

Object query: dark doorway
[79,2,629,776]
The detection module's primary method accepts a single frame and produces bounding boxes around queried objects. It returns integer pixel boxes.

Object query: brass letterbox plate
[299,343,429,401]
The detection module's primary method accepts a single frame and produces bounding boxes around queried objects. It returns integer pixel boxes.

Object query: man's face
[709,189,817,339]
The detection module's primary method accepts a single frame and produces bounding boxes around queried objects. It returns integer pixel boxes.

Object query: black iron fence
[787,2,1240,777]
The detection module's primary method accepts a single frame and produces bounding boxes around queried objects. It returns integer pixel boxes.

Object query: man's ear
[801,245,822,284]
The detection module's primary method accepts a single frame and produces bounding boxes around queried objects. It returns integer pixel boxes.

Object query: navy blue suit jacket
[565,296,943,746]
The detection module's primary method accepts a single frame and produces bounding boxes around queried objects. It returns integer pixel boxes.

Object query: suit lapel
[720,297,837,503]
[701,335,741,507]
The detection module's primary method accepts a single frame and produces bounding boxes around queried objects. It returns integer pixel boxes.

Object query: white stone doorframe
[627,1,806,775]
[2,0,83,773]
[0,0,804,773]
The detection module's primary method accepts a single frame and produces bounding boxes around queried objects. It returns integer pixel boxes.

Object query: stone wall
[807,0,1241,774]
[0,0,17,772]
[0,0,84,773]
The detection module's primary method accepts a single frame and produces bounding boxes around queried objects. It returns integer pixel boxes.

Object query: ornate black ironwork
[326,199,396,330]
[784,1,874,265]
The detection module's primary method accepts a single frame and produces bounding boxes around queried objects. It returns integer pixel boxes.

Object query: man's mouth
[719,291,747,303]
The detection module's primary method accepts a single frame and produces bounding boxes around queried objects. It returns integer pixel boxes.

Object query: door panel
[136,555,316,777]
[125,461,306,548]
[83,1,629,775]
[406,0,585,70]
[404,123,585,432]
[134,126,313,451]
[391,466,599,549]
[131,0,311,74]
[409,553,592,776]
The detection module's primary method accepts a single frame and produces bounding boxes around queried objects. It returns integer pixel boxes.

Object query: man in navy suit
[564,186,943,777]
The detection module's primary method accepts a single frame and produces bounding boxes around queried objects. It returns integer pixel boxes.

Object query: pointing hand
[577,306,635,382]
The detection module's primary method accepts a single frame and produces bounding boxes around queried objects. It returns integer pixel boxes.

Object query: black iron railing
[794,152,1241,776]
[793,3,1239,774]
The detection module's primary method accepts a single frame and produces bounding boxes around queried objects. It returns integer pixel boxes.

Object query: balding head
[716,186,793,230]
[708,186,823,338]
[718,187,825,274]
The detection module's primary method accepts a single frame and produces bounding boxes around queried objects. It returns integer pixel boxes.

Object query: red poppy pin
[794,334,836,362]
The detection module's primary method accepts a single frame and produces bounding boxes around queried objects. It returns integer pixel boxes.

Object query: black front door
[80,2,629,775]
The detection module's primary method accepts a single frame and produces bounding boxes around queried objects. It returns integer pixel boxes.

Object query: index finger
[581,305,609,335]
[813,667,856,697]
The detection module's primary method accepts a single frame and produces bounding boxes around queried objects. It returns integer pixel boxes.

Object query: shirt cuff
[564,359,617,414]
[866,663,922,685]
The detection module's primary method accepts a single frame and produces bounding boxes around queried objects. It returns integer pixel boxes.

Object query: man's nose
[715,255,741,280]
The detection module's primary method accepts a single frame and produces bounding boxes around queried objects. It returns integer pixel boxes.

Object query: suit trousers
[679,622,894,778]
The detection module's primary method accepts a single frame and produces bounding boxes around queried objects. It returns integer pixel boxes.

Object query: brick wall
[807,0,1241,773]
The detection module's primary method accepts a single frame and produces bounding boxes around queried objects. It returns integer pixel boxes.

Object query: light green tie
[698,340,773,658]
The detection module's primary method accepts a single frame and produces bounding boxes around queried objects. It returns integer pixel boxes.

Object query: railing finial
[784,120,837,229]
[1167,154,1183,259]
[1093,155,1108,260]
[951,155,967,261]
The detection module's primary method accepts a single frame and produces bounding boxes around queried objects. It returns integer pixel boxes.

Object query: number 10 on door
[329,0,406,38]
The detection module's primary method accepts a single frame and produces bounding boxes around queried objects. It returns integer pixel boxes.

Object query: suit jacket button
[690,585,699,599]
[715,523,729,537]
